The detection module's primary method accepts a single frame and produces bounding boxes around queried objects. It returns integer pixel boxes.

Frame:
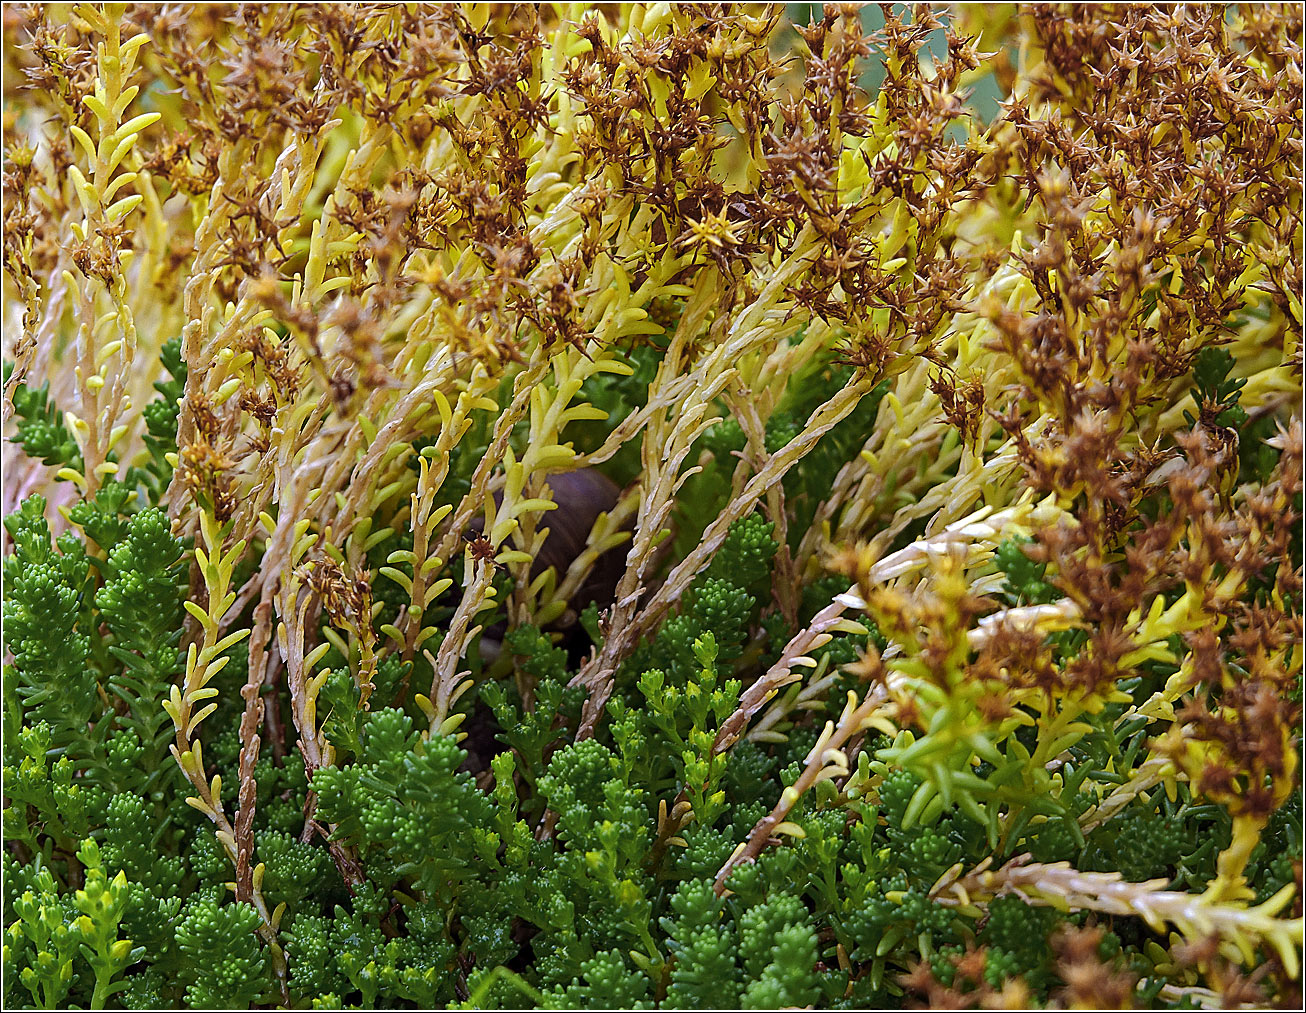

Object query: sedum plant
[2,3,1301,1009]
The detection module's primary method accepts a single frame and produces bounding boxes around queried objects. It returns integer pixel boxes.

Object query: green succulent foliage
[1109,808,1192,883]
[662,879,740,1008]
[638,576,755,680]
[704,513,779,599]
[1026,790,1094,864]
[738,892,821,1008]
[1187,346,1248,430]
[1184,345,1283,485]
[6,862,84,1010]
[1249,792,1303,904]
[632,633,739,819]
[258,831,330,911]
[2,843,146,1011]
[147,338,186,439]
[319,668,366,760]
[571,341,664,485]
[5,369,83,472]
[312,889,459,1008]
[697,364,889,557]
[94,507,186,788]
[175,897,268,1009]
[776,370,890,550]
[3,723,90,854]
[284,914,346,1000]
[123,335,188,500]
[482,665,581,795]
[978,895,1064,984]
[994,537,1057,606]
[2,497,95,750]
[550,948,654,1010]
[313,708,494,901]
[843,872,955,963]
[100,794,185,896]
[67,481,136,553]
[70,840,146,1010]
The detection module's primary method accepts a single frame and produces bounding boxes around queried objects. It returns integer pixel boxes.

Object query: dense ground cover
[2,4,1302,1008]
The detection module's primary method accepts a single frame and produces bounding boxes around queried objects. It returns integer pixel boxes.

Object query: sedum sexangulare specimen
[1,4,1301,1009]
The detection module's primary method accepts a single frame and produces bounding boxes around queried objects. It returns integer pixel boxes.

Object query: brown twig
[233,600,271,903]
